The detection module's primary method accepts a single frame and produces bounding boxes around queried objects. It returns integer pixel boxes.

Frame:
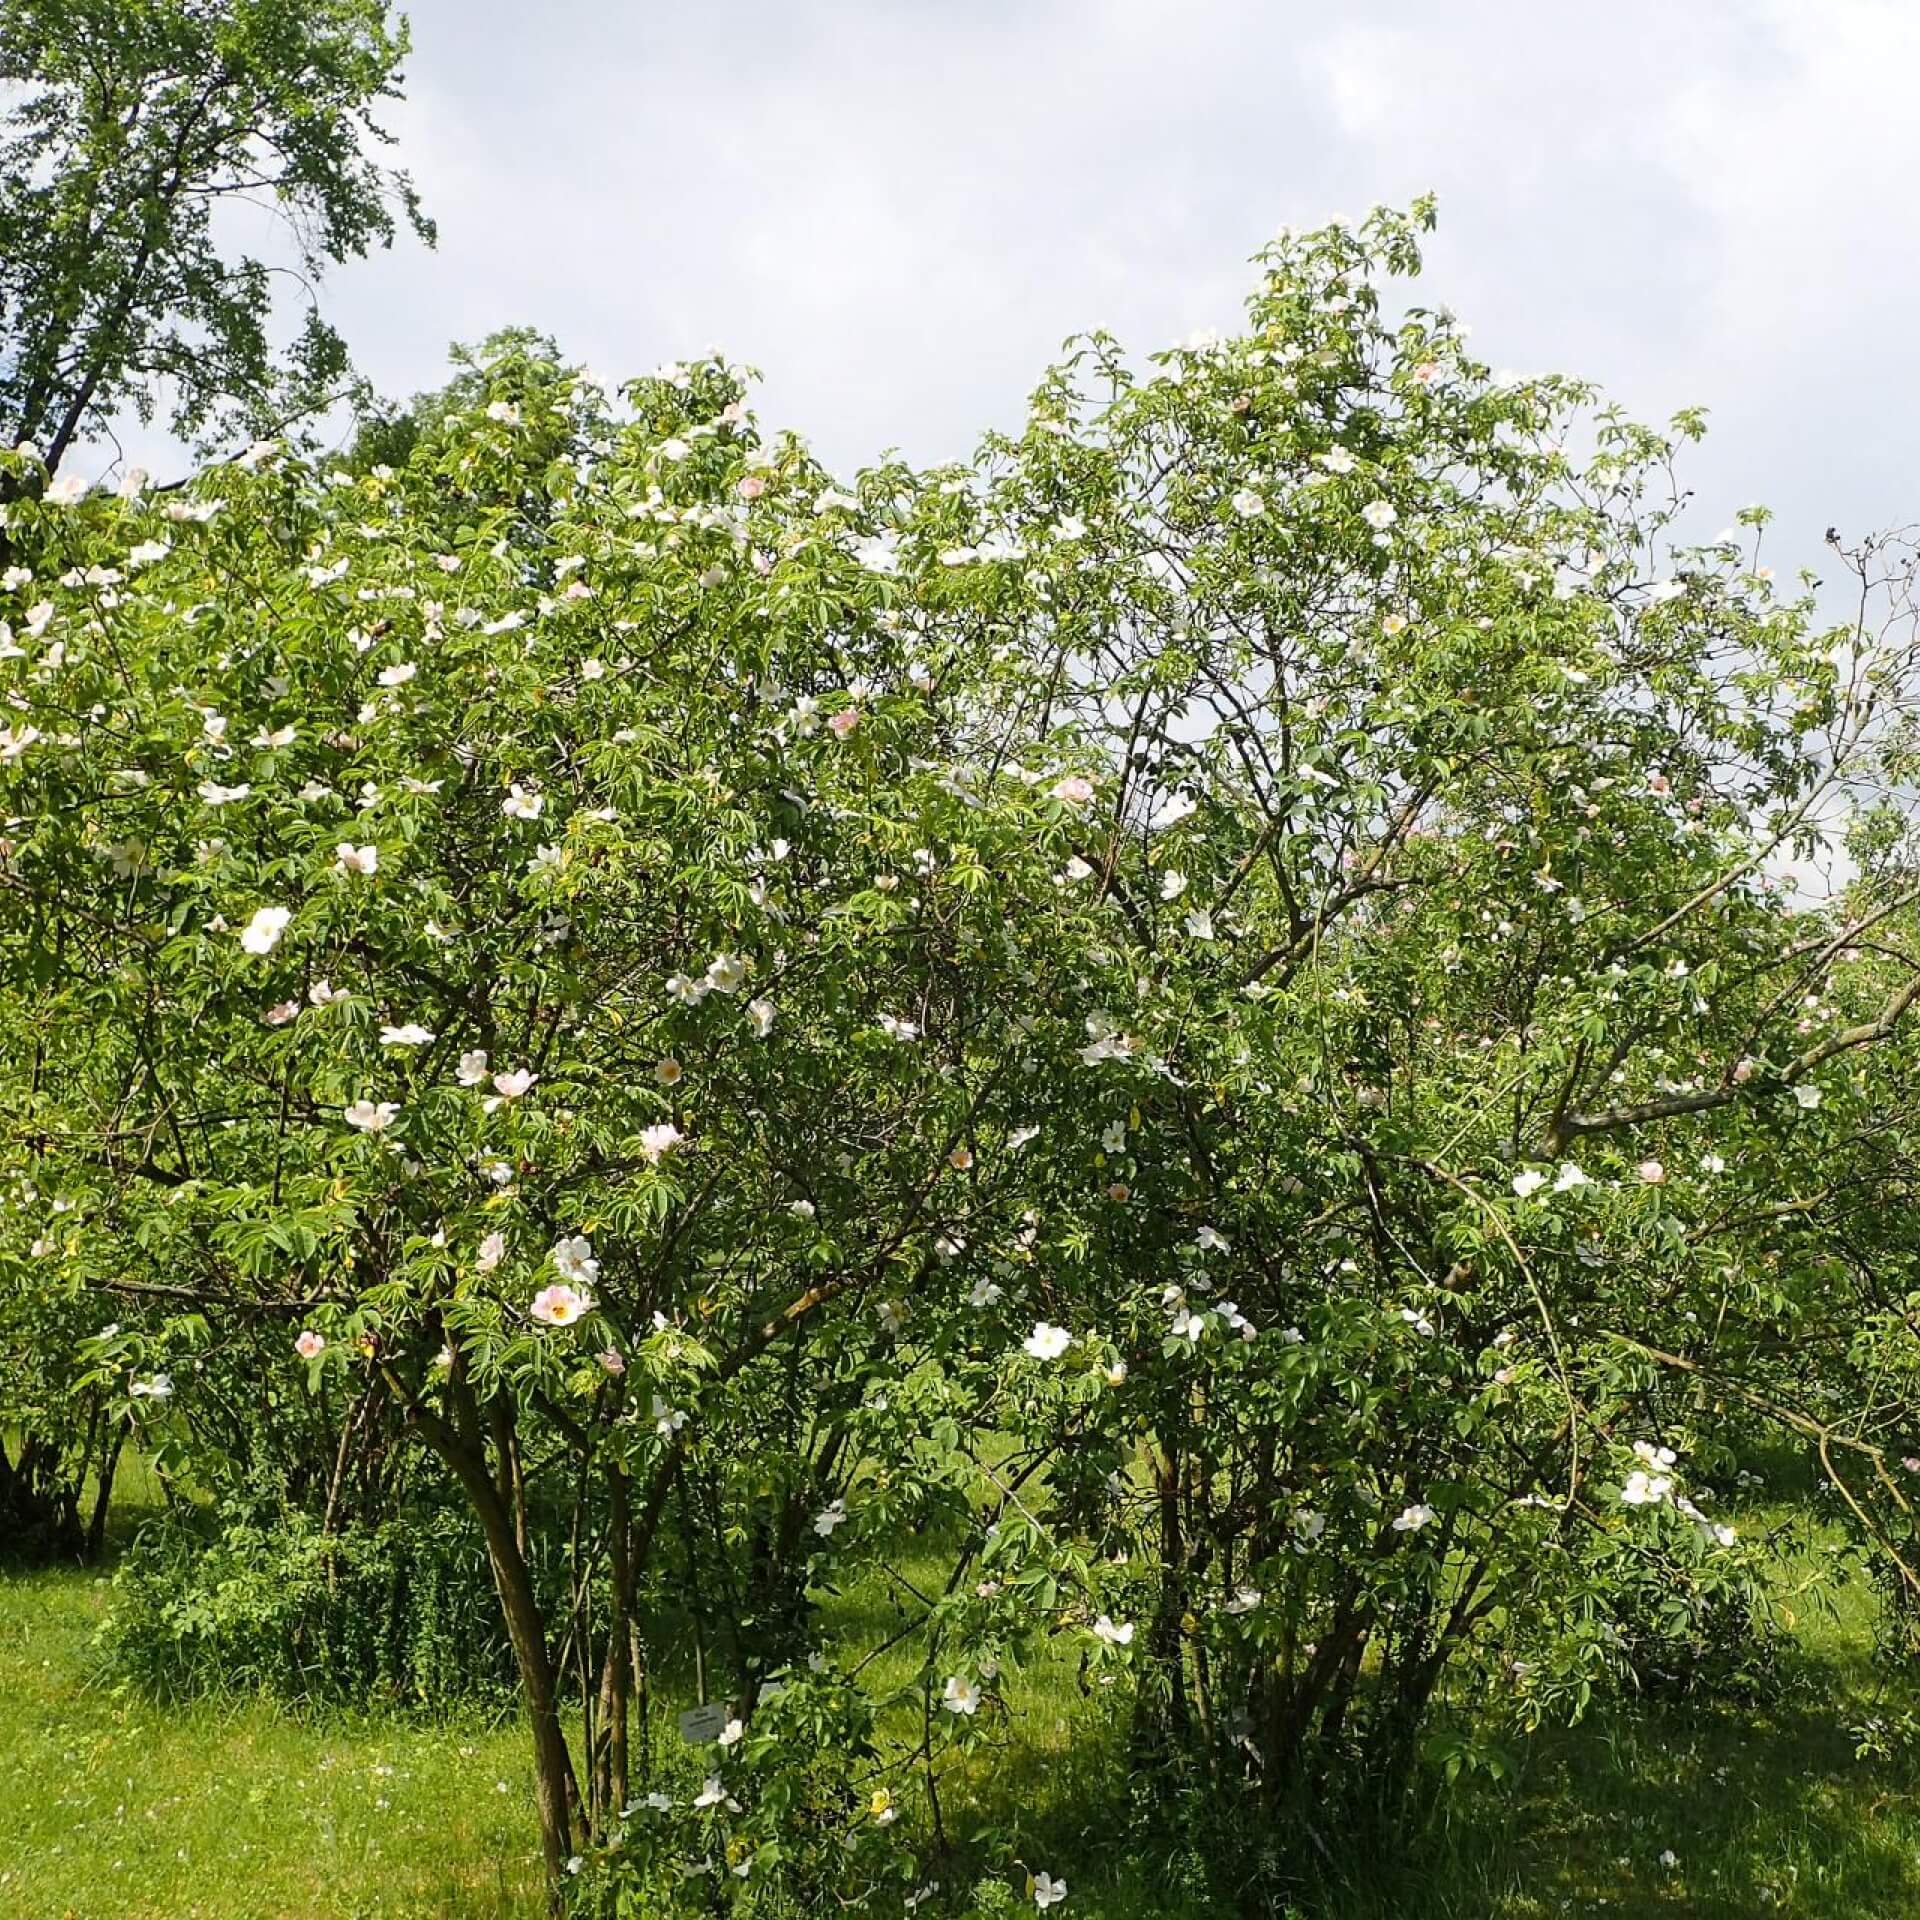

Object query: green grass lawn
[814,1477,1920,1918]
[6,1492,1920,1918]
[828,1546,1920,1920]
[0,1559,543,1920]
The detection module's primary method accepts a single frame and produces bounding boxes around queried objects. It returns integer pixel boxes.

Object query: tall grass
[6,1481,1920,1917]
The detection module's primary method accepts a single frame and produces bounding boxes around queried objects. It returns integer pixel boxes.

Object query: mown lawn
[5,1493,1920,1918]
[0,1559,543,1920]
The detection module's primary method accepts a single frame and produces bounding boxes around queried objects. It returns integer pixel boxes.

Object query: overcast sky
[226,1,1915,578]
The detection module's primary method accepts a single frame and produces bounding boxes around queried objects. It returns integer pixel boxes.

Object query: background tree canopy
[0,0,431,488]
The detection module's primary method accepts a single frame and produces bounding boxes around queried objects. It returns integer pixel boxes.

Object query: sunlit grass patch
[0,1561,542,1920]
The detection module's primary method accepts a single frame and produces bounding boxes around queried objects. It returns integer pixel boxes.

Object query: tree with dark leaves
[0,0,432,487]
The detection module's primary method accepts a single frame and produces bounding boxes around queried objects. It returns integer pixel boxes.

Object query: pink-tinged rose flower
[1637,1159,1666,1185]
[598,1348,626,1375]
[531,1284,593,1327]
[295,1330,326,1359]
[1732,1056,1755,1083]
[1050,775,1094,805]
[1647,771,1671,796]
[736,474,766,500]
[828,707,861,738]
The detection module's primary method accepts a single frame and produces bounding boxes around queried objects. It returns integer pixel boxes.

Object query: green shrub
[101,1505,538,1714]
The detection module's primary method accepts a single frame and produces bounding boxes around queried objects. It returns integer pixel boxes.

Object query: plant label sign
[677,1702,730,1745]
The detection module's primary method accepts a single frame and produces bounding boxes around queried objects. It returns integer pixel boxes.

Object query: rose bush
[6,208,1920,1910]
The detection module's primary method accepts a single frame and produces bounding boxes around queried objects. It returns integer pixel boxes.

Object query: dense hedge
[102,1508,537,1714]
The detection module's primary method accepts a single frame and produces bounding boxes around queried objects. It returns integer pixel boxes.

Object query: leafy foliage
[0,0,432,479]
[104,1504,532,1712]
[6,205,1920,1908]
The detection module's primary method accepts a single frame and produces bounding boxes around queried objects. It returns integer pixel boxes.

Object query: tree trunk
[591,1465,635,1831]
[1130,1445,1193,1771]
[85,1422,125,1561]
[483,1506,577,1890]
[0,1427,85,1562]
[402,1392,577,1891]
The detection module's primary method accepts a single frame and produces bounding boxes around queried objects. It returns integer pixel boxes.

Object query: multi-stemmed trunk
[1130,1446,1194,1773]
[590,1465,637,1833]
[0,1402,124,1565]
[397,1376,582,1892]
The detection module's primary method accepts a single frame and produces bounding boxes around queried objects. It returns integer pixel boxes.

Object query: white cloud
[83,0,1920,576]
